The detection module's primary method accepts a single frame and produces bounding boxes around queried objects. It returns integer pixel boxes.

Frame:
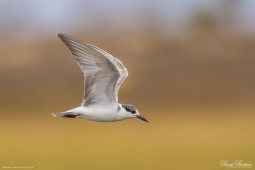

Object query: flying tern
[52,34,148,123]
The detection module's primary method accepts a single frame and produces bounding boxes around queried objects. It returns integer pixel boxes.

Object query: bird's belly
[73,107,125,122]
[86,112,125,122]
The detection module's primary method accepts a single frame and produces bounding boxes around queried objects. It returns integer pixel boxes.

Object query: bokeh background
[1,0,255,169]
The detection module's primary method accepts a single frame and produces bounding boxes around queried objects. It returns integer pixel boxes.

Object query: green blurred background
[0,0,255,169]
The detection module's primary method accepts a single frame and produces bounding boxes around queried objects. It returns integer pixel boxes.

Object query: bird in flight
[52,33,148,123]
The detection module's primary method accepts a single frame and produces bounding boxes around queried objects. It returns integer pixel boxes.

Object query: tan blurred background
[1,0,255,170]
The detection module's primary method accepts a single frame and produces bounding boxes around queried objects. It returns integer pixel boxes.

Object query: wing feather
[58,33,120,107]
[87,44,128,102]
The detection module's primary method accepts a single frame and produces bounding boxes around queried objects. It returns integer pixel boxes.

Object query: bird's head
[121,104,148,123]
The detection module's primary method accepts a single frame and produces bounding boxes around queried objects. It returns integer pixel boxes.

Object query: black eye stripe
[122,104,136,114]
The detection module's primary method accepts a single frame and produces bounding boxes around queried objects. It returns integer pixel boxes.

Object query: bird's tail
[51,112,65,117]
[51,112,81,118]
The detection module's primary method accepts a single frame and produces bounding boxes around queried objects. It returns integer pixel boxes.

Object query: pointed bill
[136,115,149,123]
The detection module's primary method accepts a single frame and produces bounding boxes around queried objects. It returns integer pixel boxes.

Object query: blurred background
[0,0,255,169]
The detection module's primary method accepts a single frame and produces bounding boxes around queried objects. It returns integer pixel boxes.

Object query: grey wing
[58,33,120,107]
[87,44,128,102]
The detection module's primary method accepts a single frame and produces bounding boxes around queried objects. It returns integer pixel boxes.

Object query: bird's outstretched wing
[87,44,128,102]
[58,33,121,107]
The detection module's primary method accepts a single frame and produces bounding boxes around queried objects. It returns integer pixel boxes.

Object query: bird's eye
[131,110,136,114]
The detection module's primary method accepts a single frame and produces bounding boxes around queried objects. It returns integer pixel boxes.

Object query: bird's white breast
[69,106,130,122]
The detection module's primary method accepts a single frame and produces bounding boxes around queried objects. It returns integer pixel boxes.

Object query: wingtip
[57,33,65,38]
[56,33,89,47]
[57,33,77,42]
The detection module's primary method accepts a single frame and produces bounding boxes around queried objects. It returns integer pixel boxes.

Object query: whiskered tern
[52,34,148,123]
